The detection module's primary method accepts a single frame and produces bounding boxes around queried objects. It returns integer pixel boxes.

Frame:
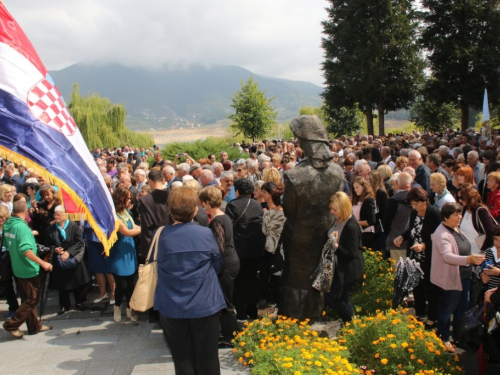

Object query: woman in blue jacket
[155,186,225,375]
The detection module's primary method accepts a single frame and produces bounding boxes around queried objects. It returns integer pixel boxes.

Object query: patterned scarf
[434,188,449,207]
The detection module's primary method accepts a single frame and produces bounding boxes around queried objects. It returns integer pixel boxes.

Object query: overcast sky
[4,0,330,86]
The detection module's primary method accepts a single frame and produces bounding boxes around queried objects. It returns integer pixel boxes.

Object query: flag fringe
[0,145,118,254]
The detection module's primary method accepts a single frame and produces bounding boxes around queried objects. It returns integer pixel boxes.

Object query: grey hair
[247,159,258,169]
[162,166,175,175]
[177,163,190,173]
[134,168,146,176]
[453,147,463,154]
[354,159,368,171]
[468,150,479,159]
[220,171,234,180]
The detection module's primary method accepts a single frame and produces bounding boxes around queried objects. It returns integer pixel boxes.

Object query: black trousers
[160,313,221,375]
[59,284,87,310]
[0,276,19,312]
[112,273,136,308]
[219,261,240,342]
[413,265,440,321]
[233,256,260,320]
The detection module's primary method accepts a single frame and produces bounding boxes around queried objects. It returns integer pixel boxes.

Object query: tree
[321,0,425,136]
[228,76,277,141]
[420,0,500,130]
[409,97,460,133]
[69,84,154,150]
[322,104,364,138]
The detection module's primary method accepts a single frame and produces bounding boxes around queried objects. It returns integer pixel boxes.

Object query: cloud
[3,0,329,85]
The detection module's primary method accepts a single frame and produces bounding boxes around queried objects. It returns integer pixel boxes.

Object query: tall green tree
[228,76,277,141]
[420,0,500,130]
[321,0,425,136]
[69,84,154,150]
[323,104,365,138]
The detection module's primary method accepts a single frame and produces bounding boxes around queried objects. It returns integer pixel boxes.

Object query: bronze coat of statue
[279,115,344,321]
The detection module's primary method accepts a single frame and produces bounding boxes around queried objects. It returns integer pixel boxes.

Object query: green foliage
[229,76,278,141]
[420,0,500,130]
[322,0,425,135]
[350,250,395,316]
[232,316,354,374]
[68,84,154,150]
[339,309,463,374]
[161,137,245,162]
[409,96,461,133]
[323,103,365,138]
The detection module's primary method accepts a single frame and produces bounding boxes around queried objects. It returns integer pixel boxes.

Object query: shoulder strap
[476,207,486,235]
[146,226,165,264]
[233,198,252,226]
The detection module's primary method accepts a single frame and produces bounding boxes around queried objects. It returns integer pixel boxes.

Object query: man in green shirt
[2,200,53,339]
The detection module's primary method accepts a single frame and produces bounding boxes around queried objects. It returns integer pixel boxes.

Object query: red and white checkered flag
[27,77,77,136]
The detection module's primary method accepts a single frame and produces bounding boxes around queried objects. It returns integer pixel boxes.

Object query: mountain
[49,64,323,130]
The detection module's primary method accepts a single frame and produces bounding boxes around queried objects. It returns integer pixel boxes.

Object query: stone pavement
[0,286,249,375]
[2,285,499,375]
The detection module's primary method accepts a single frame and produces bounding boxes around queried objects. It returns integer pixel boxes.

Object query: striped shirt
[485,246,500,290]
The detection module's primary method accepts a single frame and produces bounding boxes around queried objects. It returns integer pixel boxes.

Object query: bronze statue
[279,115,344,320]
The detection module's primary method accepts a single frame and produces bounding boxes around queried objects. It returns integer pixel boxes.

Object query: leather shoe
[39,325,52,332]
[57,308,67,315]
[9,329,24,339]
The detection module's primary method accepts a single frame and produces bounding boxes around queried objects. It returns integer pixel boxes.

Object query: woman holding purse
[324,191,364,323]
[393,187,441,329]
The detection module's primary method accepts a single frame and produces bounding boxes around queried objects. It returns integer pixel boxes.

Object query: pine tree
[321,0,425,135]
[420,0,500,130]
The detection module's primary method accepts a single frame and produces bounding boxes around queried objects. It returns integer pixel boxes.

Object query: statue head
[290,115,332,168]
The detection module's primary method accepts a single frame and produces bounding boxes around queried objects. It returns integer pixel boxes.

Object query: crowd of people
[1,126,500,373]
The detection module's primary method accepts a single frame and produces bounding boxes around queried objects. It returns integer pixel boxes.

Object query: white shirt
[460,211,481,255]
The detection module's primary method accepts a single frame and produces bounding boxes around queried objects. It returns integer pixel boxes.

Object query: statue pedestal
[278,285,324,321]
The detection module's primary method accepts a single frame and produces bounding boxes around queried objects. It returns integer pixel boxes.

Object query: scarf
[117,210,133,227]
[57,219,70,241]
[434,188,449,207]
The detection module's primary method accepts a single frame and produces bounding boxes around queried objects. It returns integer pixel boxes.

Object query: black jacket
[359,197,376,229]
[46,221,90,290]
[334,215,364,296]
[225,196,266,259]
[401,204,442,271]
[138,189,171,258]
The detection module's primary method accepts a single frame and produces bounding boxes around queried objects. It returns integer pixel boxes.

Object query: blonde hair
[0,204,10,220]
[430,173,447,189]
[262,167,281,185]
[199,186,222,208]
[183,179,200,191]
[0,184,12,202]
[488,171,500,185]
[377,164,393,181]
[329,191,352,222]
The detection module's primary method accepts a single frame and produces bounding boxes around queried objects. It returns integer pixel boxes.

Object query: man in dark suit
[162,166,180,189]
[2,164,23,192]
[119,174,138,199]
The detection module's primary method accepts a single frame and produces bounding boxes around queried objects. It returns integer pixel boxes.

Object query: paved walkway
[0,286,248,375]
[2,285,499,375]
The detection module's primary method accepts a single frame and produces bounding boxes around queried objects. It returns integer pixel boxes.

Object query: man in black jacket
[225,178,265,321]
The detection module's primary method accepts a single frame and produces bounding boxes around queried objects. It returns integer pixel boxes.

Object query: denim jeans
[436,276,470,342]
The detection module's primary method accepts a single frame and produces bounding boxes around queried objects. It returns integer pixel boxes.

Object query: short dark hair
[493,224,500,237]
[261,182,284,207]
[407,187,428,203]
[441,202,463,220]
[148,169,163,182]
[168,186,198,223]
[12,200,27,215]
[234,178,254,197]
[427,153,441,166]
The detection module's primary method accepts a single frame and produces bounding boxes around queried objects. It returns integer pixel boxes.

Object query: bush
[350,250,396,316]
[161,137,245,163]
[338,309,463,375]
[232,316,355,374]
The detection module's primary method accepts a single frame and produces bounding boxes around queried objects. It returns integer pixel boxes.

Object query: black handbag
[457,304,487,351]
[267,232,284,275]
[0,234,13,282]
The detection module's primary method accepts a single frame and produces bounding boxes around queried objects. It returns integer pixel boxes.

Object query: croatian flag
[0,4,118,252]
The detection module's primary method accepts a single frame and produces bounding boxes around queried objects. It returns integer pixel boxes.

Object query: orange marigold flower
[375,353,380,358]
[381,358,388,365]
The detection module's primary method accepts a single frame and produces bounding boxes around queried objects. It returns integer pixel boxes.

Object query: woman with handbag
[155,186,225,375]
[324,191,364,323]
[107,187,141,323]
[45,206,90,315]
[393,187,441,329]
[261,182,285,308]
[351,176,377,249]
[199,186,240,348]
[431,202,486,353]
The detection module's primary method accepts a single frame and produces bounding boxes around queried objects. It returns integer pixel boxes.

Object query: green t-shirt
[3,216,39,278]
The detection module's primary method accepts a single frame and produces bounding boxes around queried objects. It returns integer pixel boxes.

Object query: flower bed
[350,250,396,316]
[232,310,463,375]
[338,309,463,375]
[232,316,355,374]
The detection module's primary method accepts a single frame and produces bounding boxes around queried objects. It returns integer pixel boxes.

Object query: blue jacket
[154,222,226,318]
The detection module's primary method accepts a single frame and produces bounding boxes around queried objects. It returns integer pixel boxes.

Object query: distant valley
[49,64,323,131]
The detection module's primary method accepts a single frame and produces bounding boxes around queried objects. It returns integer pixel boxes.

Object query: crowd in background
[2,126,500,372]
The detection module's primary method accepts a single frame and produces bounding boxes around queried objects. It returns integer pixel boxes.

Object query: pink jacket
[431,223,469,291]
